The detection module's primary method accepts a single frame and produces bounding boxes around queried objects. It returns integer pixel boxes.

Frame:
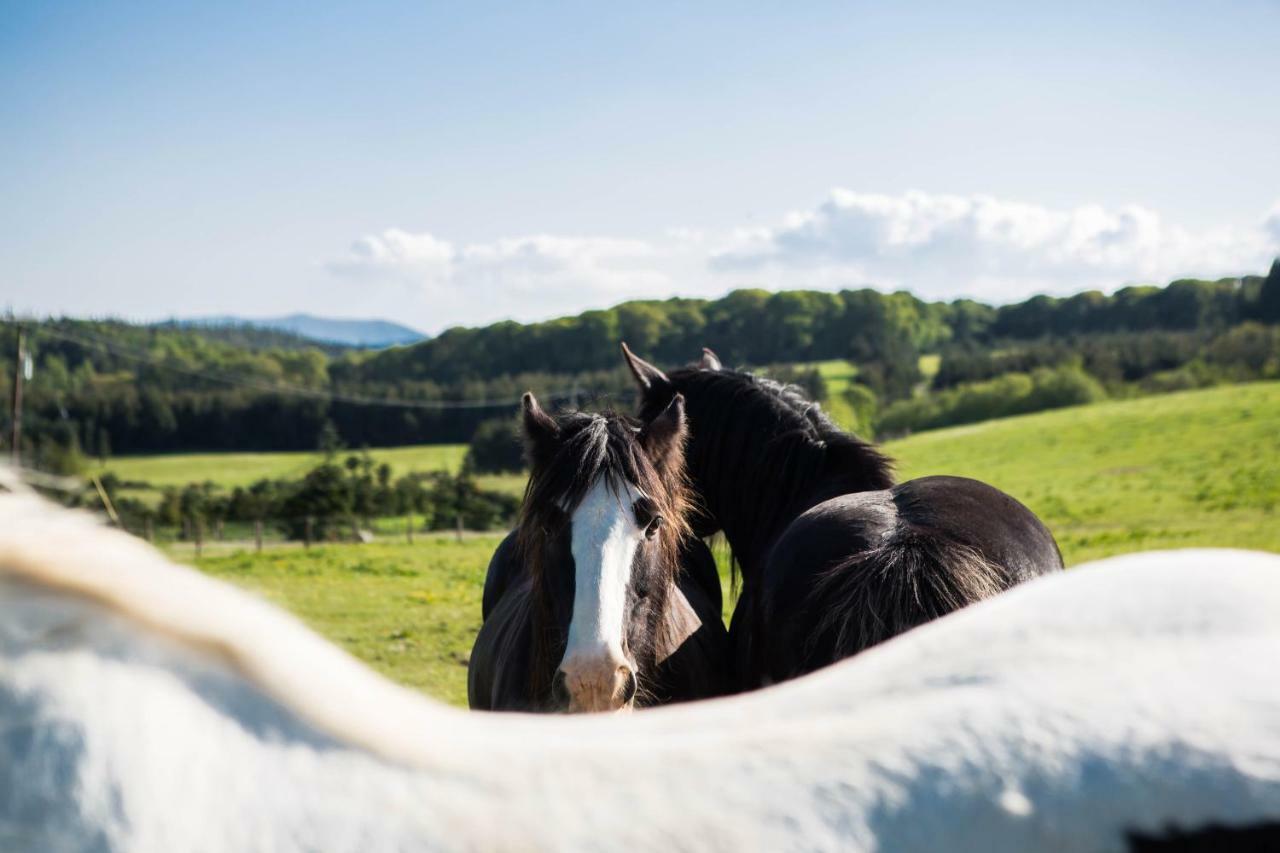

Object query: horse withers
[622,344,1064,690]
[468,392,729,712]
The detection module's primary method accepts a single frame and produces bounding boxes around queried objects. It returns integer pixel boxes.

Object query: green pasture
[165,381,1277,705]
[94,443,527,501]
[889,381,1280,563]
[797,359,861,430]
[95,444,470,487]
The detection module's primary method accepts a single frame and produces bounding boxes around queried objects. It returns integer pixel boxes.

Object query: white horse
[2,485,1279,852]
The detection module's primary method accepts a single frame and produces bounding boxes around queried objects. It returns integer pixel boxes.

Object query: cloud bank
[714,190,1280,300]
[329,191,1280,330]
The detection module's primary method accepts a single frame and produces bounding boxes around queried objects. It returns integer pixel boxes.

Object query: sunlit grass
[96,444,470,488]
[887,381,1280,564]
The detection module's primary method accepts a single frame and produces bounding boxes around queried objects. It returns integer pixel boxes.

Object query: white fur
[3,488,1280,851]
[564,478,644,671]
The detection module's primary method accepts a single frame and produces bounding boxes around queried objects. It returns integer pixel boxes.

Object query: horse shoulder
[480,530,522,622]
[469,576,539,711]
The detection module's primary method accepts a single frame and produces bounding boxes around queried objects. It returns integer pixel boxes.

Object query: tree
[465,417,525,474]
[1258,259,1280,323]
[281,463,351,540]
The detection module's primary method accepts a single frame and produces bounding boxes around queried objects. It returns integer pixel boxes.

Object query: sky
[2,1,1279,334]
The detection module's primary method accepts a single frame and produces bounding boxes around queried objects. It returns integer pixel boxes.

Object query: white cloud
[330,193,1280,330]
[328,230,678,327]
[457,235,663,296]
[328,228,455,280]
[712,190,1280,300]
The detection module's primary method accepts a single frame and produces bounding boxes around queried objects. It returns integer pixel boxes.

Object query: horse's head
[518,392,690,713]
[620,343,724,537]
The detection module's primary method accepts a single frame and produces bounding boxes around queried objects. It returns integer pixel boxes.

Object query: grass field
[165,381,1278,705]
[94,444,471,487]
[799,359,860,429]
[94,443,527,500]
[889,381,1280,563]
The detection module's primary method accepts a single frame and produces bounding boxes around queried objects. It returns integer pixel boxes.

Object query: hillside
[115,381,1280,561]
[888,381,1280,564]
[352,268,1277,385]
[8,263,1278,458]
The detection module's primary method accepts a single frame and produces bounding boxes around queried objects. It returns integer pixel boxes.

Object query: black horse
[622,344,1064,690]
[468,392,729,712]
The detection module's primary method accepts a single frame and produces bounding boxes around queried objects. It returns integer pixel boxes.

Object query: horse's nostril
[551,669,570,707]
[620,666,638,705]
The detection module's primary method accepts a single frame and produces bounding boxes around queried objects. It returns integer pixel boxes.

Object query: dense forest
[4,259,1279,468]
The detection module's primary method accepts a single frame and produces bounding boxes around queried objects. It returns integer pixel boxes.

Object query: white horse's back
[3,487,1280,851]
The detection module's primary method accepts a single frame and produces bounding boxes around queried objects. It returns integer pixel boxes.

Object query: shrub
[465,417,525,474]
[877,365,1108,437]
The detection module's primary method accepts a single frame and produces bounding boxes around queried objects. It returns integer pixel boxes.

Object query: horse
[467,392,729,712]
[3,483,1280,850]
[621,344,1065,690]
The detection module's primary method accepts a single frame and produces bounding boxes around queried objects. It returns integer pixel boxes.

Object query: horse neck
[690,432,836,582]
[687,413,892,585]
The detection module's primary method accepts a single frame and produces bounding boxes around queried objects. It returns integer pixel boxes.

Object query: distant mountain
[173,314,428,348]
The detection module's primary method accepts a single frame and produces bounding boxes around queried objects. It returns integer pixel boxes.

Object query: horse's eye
[645,515,663,539]
[633,497,655,529]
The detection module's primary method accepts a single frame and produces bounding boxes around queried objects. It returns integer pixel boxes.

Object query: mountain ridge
[173,313,427,348]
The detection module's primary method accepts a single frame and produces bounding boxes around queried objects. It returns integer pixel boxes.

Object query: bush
[1023,365,1107,410]
[465,417,525,474]
[423,469,520,531]
[877,365,1107,437]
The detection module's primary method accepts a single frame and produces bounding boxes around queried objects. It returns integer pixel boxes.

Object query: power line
[29,324,617,411]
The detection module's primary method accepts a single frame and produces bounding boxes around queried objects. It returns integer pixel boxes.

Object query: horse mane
[515,410,691,700]
[658,366,894,569]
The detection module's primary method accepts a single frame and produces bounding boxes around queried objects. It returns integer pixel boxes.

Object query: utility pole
[10,324,25,465]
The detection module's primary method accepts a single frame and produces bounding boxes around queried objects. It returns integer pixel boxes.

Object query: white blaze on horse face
[565,477,644,675]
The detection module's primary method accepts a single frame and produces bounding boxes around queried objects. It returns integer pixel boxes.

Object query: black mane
[648,366,894,569]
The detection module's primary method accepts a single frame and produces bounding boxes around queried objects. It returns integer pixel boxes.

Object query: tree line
[4,260,1279,463]
[84,450,520,541]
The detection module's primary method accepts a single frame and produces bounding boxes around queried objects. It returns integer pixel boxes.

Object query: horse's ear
[639,393,686,466]
[521,392,559,463]
[621,342,672,397]
[698,348,722,371]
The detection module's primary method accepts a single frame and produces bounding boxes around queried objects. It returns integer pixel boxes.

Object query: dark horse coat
[624,345,1063,690]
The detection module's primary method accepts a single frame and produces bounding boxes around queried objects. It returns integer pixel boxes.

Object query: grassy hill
[171,382,1280,705]
[889,381,1280,564]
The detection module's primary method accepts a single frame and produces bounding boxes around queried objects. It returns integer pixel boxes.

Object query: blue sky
[3,1,1278,333]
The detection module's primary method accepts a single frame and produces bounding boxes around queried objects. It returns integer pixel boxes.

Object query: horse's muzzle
[556,654,638,713]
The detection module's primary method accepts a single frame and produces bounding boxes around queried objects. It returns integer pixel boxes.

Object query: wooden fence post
[405,512,414,544]
[144,517,154,543]
[254,519,263,553]
[194,518,204,558]
[304,516,314,549]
